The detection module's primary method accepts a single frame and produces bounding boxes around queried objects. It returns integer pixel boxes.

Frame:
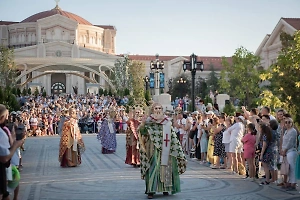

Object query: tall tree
[206,63,219,93]
[195,76,207,99]
[113,55,132,96]
[171,75,191,100]
[0,45,17,87]
[127,60,146,102]
[259,31,300,122]
[218,46,261,107]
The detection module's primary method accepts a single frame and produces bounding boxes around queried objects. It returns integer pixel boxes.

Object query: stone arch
[18,71,98,88]
[16,63,116,92]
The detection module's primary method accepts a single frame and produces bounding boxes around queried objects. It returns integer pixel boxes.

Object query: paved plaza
[16,134,300,200]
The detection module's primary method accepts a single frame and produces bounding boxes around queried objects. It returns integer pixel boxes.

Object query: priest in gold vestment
[139,102,186,199]
[58,108,85,167]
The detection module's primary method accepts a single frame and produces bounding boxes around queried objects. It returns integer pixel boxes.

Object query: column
[155,70,160,96]
[37,25,41,44]
[46,74,51,95]
[66,74,71,93]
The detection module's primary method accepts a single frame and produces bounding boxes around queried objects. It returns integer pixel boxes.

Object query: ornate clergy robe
[125,118,140,166]
[97,118,117,154]
[58,118,85,167]
[139,115,186,195]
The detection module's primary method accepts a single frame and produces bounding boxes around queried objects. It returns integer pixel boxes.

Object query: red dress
[242,133,256,159]
[125,118,140,166]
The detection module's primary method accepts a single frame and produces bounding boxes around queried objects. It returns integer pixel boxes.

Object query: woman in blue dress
[97,108,117,154]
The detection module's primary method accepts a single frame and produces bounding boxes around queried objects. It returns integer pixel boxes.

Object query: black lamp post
[177,77,186,98]
[150,54,164,96]
[144,75,149,90]
[183,53,204,111]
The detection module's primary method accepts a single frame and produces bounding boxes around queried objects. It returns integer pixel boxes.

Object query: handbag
[280,156,289,175]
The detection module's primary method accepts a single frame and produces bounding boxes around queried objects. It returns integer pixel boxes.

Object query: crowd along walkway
[17,134,300,200]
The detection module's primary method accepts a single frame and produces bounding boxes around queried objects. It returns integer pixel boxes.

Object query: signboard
[149,73,155,88]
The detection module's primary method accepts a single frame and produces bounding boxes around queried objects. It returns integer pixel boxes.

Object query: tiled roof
[122,55,232,71]
[282,18,300,30]
[0,21,19,25]
[21,6,92,25]
[94,25,116,30]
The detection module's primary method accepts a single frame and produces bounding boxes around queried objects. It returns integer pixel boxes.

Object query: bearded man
[58,108,85,167]
[139,102,186,199]
[125,107,143,167]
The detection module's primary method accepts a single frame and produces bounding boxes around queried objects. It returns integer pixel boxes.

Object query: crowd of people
[1,92,300,199]
[172,103,300,191]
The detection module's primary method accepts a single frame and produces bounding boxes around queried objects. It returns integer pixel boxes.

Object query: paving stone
[16,134,300,200]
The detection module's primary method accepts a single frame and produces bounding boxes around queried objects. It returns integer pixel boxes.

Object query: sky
[1,0,300,57]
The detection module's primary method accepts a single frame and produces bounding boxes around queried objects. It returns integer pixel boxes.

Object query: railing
[8,43,37,49]
[43,39,74,44]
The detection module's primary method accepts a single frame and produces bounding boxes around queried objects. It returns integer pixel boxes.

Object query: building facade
[255,18,300,69]
[0,3,231,95]
[0,3,119,95]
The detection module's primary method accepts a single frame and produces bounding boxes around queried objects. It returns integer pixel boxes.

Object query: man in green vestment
[139,102,186,199]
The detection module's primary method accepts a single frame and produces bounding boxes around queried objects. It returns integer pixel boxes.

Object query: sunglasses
[285,121,292,124]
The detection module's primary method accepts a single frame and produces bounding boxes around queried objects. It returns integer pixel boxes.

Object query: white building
[255,18,300,69]
[0,3,119,95]
[0,2,231,95]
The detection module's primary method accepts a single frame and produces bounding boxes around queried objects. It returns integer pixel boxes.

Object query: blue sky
[1,0,300,57]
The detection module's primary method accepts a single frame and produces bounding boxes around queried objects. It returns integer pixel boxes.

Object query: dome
[21,5,92,25]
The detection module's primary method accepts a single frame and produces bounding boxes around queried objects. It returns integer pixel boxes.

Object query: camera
[16,124,26,141]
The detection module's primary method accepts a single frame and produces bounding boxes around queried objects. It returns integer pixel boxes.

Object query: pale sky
[1,0,300,57]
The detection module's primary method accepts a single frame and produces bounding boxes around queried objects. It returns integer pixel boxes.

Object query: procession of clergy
[58,101,187,199]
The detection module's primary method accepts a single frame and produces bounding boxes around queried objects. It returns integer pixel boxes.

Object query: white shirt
[222,129,231,144]
[227,122,245,142]
[197,124,202,139]
[269,115,276,121]
[0,127,10,149]
[282,128,297,153]
[30,117,38,126]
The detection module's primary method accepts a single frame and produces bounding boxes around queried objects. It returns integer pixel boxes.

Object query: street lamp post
[150,54,164,96]
[183,53,204,111]
[144,75,149,91]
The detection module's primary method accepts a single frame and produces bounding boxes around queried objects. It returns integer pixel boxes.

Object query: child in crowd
[242,123,257,181]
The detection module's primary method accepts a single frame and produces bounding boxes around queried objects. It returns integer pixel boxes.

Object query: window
[51,82,66,94]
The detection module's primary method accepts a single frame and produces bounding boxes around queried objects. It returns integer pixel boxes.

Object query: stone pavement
[16,134,300,200]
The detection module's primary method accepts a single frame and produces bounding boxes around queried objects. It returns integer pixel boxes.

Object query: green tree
[0,87,3,102]
[27,88,32,95]
[34,87,39,97]
[203,95,213,105]
[0,45,18,88]
[22,88,27,96]
[127,60,146,102]
[108,88,112,96]
[11,87,17,95]
[103,89,108,96]
[144,90,151,105]
[195,76,208,99]
[218,46,261,107]
[260,31,300,123]
[42,91,47,97]
[113,55,131,96]
[223,102,236,116]
[206,63,219,93]
[98,88,103,95]
[171,75,191,100]
[16,88,21,97]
